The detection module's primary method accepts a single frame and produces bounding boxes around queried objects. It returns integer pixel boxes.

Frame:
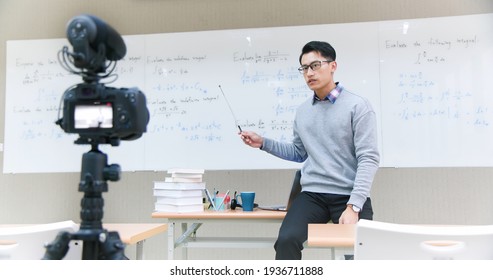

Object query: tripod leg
[42,231,72,260]
[99,231,127,260]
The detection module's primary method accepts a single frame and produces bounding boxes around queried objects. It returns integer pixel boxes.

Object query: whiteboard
[378,13,493,167]
[3,13,492,173]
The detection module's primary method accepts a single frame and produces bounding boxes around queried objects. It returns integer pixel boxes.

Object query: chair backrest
[354,219,493,260]
[0,220,82,260]
[286,169,302,211]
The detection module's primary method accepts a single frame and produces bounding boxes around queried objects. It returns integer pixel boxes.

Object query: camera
[56,14,149,146]
[59,83,149,145]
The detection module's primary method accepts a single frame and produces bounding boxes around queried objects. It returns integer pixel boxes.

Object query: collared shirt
[312,82,344,104]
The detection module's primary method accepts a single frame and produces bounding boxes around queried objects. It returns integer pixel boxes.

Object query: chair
[286,169,302,210]
[354,219,493,260]
[0,220,82,260]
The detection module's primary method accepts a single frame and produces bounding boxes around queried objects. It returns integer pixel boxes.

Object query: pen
[214,190,219,210]
[205,188,216,210]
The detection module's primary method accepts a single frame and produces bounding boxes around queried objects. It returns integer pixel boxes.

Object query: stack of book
[153,168,205,213]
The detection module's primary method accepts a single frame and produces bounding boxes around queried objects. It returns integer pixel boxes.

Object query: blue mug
[240,192,255,211]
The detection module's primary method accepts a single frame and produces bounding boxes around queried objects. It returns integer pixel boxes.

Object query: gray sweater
[261,85,380,209]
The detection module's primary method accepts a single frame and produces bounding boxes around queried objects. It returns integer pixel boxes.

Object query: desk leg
[181,223,189,260]
[169,222,202,260]
[136,241,144,260]
[168,222,175,260]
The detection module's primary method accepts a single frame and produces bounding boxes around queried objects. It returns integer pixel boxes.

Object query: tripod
[43,143,127,260]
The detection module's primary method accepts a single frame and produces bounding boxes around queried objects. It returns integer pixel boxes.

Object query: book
[153,189,203,197]
[153,181,206,190]
[154,203,204,213]
[155,196,203,205]
[171,172,203,178]
[167,168,205,174]
[153,169,206,213]
[164,177,202,183]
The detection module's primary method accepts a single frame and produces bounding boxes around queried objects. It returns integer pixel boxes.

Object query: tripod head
[76,144,125,259]
[78,144,119,229]
[43,144,127,260]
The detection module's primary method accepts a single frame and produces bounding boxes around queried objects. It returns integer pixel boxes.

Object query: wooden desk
[152,209,286,259]
[104,223,168,260]
[307,224,355,259]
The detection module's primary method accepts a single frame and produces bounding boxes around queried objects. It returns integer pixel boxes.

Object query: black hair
[299,41,336,64]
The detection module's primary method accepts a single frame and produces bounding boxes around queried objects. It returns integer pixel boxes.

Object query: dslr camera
[56,14,149,146]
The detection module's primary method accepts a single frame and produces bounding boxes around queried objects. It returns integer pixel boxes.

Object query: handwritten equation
[381,28,491,129]
[384,35,478,65]
[392,71,490,127]
[233,50,289,64]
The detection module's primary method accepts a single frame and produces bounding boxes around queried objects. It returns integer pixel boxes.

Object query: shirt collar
[312,82,343,104]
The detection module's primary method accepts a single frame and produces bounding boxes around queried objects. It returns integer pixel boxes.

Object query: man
[239,41,380,260]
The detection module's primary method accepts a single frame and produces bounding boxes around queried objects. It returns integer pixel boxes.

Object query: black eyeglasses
[298,60,332,74]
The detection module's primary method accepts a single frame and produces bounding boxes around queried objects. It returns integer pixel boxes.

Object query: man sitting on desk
[240,41,380,260]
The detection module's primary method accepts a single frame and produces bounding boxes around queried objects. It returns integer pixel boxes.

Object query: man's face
[300,51,336,94]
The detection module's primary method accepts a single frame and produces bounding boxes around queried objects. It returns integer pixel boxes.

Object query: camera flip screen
[74,104,113,129]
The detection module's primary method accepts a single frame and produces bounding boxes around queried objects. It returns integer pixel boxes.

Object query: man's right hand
[239,131,263,148]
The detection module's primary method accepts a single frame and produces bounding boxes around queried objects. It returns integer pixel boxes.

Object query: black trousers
[274,191,373,260]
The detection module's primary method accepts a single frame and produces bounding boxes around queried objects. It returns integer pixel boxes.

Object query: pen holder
[213,194,230,211]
